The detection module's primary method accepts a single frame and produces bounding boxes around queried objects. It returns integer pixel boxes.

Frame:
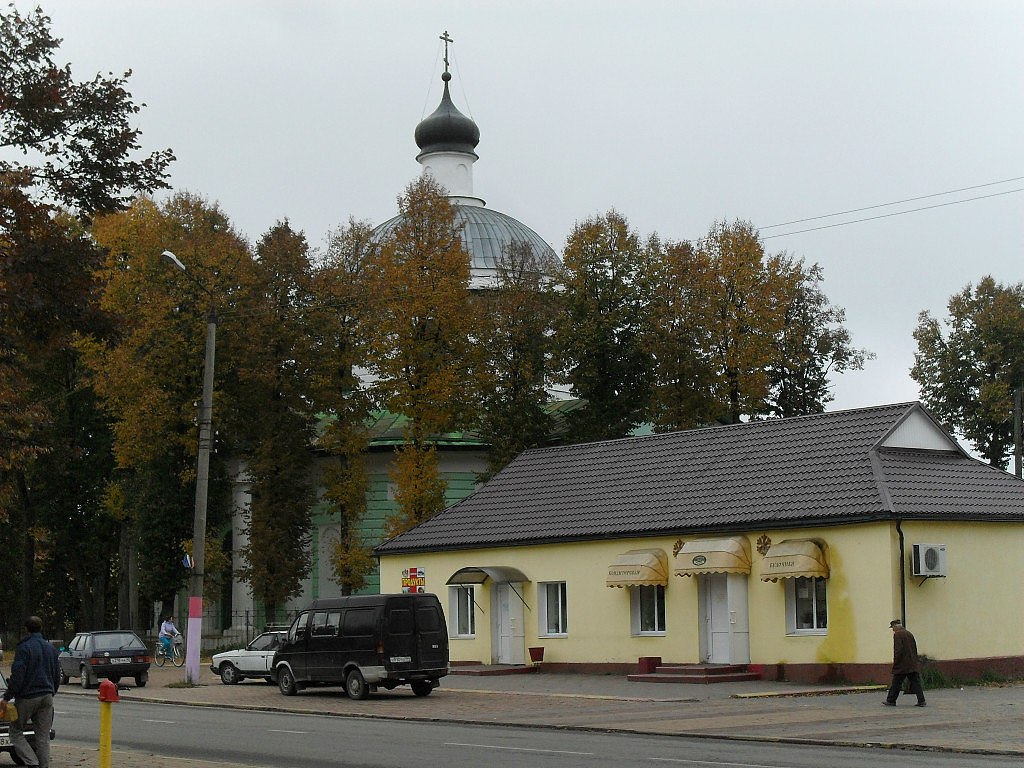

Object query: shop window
[787,576,828,634]
[539,581,568,636]
[449,585,476,637]
[631,585,666,635]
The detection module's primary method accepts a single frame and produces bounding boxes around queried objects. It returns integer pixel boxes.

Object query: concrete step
[627,670,762,684]
[656,664,750,676]
[628,663,762,684]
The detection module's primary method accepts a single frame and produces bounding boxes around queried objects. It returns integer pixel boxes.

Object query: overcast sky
[34,0,1024,414]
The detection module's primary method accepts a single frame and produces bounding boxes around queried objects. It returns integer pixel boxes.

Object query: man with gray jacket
[0,616,60,767]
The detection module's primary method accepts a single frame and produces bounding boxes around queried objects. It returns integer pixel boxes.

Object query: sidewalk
[41,664,1024,765]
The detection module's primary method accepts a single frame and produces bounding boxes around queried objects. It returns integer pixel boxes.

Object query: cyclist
[158,615,180,657]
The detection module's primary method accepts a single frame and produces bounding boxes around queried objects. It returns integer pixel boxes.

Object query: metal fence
[134,609,299,653]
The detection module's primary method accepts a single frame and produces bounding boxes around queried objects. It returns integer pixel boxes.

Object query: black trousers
[886,671,925,704]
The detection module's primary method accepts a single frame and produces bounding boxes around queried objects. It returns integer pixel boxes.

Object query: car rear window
[93,633,145,651]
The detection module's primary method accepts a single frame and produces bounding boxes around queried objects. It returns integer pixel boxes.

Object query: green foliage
[553,210,654,442]
[0,4,173,215]
[0,173,121,627]
[230,222,321,614]
[476,239,559,478]
[912,276,1024,467]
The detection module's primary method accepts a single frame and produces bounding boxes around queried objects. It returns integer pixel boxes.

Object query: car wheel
[277,667,297,696]
[80,664,94,689]
[411,680,434,697]
[60,668,69,685]
[220,663,241,685]
[10,751,26,765]
[345,669,369,700]
[135,670,148,688]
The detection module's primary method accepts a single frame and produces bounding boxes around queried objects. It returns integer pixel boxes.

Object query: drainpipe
[896,518,907,625]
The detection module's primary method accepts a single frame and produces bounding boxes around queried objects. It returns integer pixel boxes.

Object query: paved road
[14,664,1024,766]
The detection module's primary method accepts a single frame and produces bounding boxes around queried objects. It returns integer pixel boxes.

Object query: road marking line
[269,729,308,734]
[142,719,176,724]
[446,742,594,756]
[650,759,783,767]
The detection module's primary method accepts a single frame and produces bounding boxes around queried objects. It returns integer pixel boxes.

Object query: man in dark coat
[0,616,60,767]
[884,618,926,707]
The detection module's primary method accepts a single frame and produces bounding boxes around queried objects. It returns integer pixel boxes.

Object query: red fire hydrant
[97,678,119,768]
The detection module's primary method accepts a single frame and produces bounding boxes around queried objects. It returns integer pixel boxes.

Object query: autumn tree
[366,177,480,536]
[645,237,721,430]
[912,277,1024,468]
[476,239,559,478]
[81,194,246,618]
[309,221,376,594]
[1,4,173,215]
[229,222,321,616]
[0,178,119,628]
[553,210,654,442]
[768,261,871,418]
[1,5,172,628]
[689,220,796,424]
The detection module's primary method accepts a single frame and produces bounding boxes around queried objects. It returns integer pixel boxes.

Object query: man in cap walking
[884,618,926,707]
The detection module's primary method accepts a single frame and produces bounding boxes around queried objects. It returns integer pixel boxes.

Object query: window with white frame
[448,585,475,637]
[631,585,666,635]
[786,576,827,633]
[539,581,568,636]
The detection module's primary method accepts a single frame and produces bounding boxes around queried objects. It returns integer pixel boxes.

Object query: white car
[209,631,286,685]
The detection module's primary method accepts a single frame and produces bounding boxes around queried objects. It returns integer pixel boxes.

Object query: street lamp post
[162,250,216,685]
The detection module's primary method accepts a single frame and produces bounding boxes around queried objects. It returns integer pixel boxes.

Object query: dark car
[58,631,151,689]
[0,669,55,764]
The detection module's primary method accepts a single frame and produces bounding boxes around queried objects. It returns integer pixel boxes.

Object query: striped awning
[606,549,669,588]
[673,537,752,577]
[760,540,829,582]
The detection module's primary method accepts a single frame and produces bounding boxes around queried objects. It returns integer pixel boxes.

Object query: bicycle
[154,634,185,667]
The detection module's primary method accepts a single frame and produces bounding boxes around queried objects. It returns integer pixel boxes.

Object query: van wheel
[411,680,434,697]
[277,667,298,696]
[345,669,368,700]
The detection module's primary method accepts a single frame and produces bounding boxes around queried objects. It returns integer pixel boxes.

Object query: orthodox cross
[440,30,453,74]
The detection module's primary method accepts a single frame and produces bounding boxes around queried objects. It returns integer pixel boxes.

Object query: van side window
[417,606,441,632]
[389,608,413,635]
[289,612,309,642]
[342,608,374,637]
[311,610,332,637]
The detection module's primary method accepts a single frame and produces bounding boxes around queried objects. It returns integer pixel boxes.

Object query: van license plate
[390,656,412,663]
[111,657,131,664]
[0,736,11,747]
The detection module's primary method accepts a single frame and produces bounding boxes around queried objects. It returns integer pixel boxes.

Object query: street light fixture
[162,249,216,685]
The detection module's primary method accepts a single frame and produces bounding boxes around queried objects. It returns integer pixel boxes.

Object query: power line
[762,187,1024,240]
[761,176,1024,229]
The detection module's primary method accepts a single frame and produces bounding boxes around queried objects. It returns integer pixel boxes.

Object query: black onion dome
[414,74,480,158]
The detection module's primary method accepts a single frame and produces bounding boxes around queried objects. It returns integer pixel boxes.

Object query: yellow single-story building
[376,403,1024,683]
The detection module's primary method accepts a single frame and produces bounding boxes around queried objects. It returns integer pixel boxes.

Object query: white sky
[35,0,1024,413]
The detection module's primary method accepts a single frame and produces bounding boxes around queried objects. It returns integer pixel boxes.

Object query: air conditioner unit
[911,543,947,577]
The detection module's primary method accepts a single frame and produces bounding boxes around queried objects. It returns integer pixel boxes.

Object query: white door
[698,573,750,664]
[699,573,731,663]
[491,582,525,664]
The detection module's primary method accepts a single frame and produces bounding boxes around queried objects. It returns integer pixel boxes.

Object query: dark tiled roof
[376,402,1024,553]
